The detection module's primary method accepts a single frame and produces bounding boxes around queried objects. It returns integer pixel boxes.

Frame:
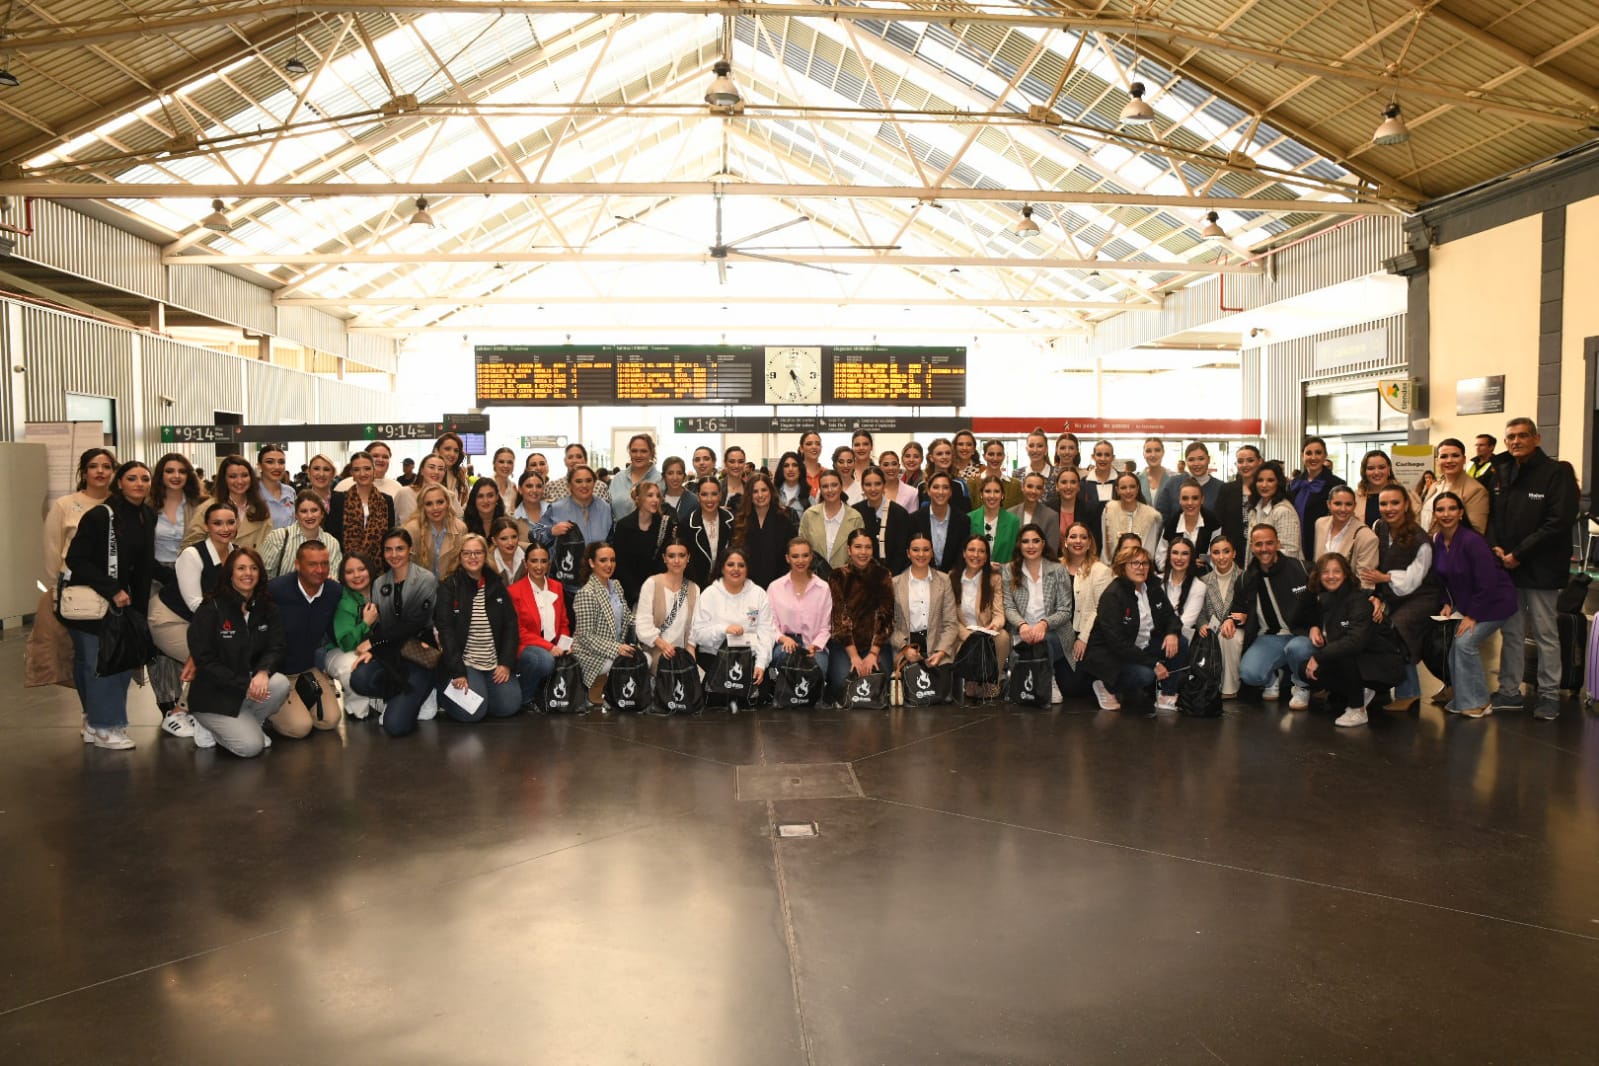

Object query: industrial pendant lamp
[1372,102,1410,146]
[284,57,309,76]
[704,60,741,110]
[1198,210,1226,241]
[1014,204,1041,238]
[201,199,231,233]
[410,195,436,228]
[1119,81,1155,125]
[0,69,18,89]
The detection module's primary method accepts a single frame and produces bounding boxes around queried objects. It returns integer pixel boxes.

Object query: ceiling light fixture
[1372,102,1410,146]
[1014,204,1041,238]
[284,57,309,76]
[704,60,740,110]
[1198,210,1227,241]
[1119,81,1155,125]
[410,195,435,228]
[0,68,17,89]
[201,199,231,233]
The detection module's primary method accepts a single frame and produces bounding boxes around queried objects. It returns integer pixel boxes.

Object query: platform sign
[160,418,487,444]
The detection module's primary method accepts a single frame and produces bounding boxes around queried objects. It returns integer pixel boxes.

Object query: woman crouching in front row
[1081,542,1184,713]
[184,547,292,757]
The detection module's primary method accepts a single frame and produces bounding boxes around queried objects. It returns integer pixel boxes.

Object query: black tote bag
[654,651,705,714]
[539,655,585,713]
[772,649,825,709]
[901,660,955,707]
[1006,641,1051,708]
[707,644,756,698]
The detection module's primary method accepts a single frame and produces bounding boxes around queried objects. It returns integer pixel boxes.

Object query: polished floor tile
[3,630,1597,1064]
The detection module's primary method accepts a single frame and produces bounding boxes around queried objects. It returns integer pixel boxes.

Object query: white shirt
[689,580,775,668]
[703,515,721,561]
[1022,563,1045,624]
[908,572,931,632]
[531,579,558,642]
[635,575,693,650]
[843,479,865,505]
[822,505,846,557]
[959,571,983,628]
[1134,584,1154,647]
[1166,576,1204,641]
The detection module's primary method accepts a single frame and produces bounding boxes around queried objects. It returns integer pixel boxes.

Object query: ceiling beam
[165,250,1263,272]
[9,2,1593,128]
[1,181,1390,214]
[355,321,1088,336]
[275,294,1161,310]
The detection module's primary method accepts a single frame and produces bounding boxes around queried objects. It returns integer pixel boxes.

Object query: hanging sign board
[1390,444,1434,489]
[1377,379,1418,413]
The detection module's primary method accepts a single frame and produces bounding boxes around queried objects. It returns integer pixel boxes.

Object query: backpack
[1177,630,1224,718]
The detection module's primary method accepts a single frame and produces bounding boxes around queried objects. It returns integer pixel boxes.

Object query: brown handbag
[400,638,441,670]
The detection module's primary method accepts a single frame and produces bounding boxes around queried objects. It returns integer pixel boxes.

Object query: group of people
[44,417,1576,755]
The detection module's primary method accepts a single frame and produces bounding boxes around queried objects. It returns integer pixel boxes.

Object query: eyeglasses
[460,549,486,558]
[1126,560,1150,568]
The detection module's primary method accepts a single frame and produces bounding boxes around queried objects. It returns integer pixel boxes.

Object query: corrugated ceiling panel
[346,333,399,374]
[9,201,165,301]
[276,305,350,357]
[167,265,276,336]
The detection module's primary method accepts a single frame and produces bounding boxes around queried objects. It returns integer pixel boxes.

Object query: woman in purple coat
[1431,492,1519,718]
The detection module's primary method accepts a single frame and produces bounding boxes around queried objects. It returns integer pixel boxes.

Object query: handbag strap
[660,583,688,632]
[103,503,119,581]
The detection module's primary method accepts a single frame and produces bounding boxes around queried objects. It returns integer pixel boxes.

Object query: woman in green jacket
[325,552,381,721]
[969,475,1020,564]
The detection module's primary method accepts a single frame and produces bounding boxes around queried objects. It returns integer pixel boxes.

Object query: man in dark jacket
[267,541,343,738]
[1487,418,1579,720]
[1225,523,1312,705]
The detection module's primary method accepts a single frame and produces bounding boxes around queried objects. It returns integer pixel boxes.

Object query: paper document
[555,635,574,653]
[442,684,484,714]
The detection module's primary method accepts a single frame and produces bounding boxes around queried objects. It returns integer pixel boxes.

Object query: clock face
[764,346,824,405]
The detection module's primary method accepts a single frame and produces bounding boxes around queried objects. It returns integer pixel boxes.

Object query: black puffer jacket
[433,568,518,677]
[187,592,285,716]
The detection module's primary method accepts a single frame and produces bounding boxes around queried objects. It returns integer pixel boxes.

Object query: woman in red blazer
[507,542,573,708]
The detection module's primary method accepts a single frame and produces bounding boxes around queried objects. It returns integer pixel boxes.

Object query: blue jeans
[1107,635,1187,696]
[69,627,132,729]
[351,659,434,737]
[438,666,522,722]
[1240,633,1311,690]
[1449,618,1505,712]
[517,646,556,706]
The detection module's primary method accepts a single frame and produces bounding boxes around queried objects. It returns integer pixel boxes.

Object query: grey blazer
[1001,559,1074,640]
[1007,502,1061,555]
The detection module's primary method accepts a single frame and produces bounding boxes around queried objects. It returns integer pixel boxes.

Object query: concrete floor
[3,629,1598,1065]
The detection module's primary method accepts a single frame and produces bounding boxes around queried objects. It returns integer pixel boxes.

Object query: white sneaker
[161,712,197,738]
[1155,693,1178,713]
[90,726,135,750]
[1092,680,1121,711]
[1288,686,1310,710]
[192,719,216,749]
[261,731,273,749]
[1335,706,1368,728]
[1261,681,1280,700]
[417,691,438,721]
[1050,680,1063,705]
[81,717,96,744]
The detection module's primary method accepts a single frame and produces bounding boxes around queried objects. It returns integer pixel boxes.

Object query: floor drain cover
[737,762,863,801]
[776,822,819,838]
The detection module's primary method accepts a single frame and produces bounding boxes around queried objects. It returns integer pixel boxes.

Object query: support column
[1539,207,1566,451]
[147,301,166,332]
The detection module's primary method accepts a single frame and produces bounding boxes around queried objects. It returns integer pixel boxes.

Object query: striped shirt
[463,585,499,671]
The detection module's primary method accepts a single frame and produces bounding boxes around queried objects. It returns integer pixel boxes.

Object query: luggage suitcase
[1585,613,1599,709]
[1523,611,1588,696]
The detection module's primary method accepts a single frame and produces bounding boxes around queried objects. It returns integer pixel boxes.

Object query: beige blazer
[891,569,961,659]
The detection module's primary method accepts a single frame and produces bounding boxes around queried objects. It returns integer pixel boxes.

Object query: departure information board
[475,345,965,406]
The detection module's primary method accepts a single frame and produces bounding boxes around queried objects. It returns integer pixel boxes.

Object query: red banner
[970,417,1261,437]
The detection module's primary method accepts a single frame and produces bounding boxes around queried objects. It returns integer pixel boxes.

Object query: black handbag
[96,606,153,677]
[1006,641,1052,708]
[844,668,889,710]
[707,644,756,698]
[605,648,654,712]
[294,671,328,721]
[1177,630,1224,718]
[654,651,704,714]
[551,528,586,586]
[901,660,955,707]
[1419,616,1458,684]
[953,631,999,684]
[772,648,825,709]
[539,655,585,713]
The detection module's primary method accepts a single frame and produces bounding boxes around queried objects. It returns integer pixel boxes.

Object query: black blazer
[1162,506,1222,563]
[611,511,676,604]
[187,593,285,716]
[433,568,519,677]
[1215,478,1251,551]
[62,497,156,631]
[854,499,912,574]
[735,506,796,589]
[908,507,973,572]
[681,506,735,587]
[1082,576,1181,682]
